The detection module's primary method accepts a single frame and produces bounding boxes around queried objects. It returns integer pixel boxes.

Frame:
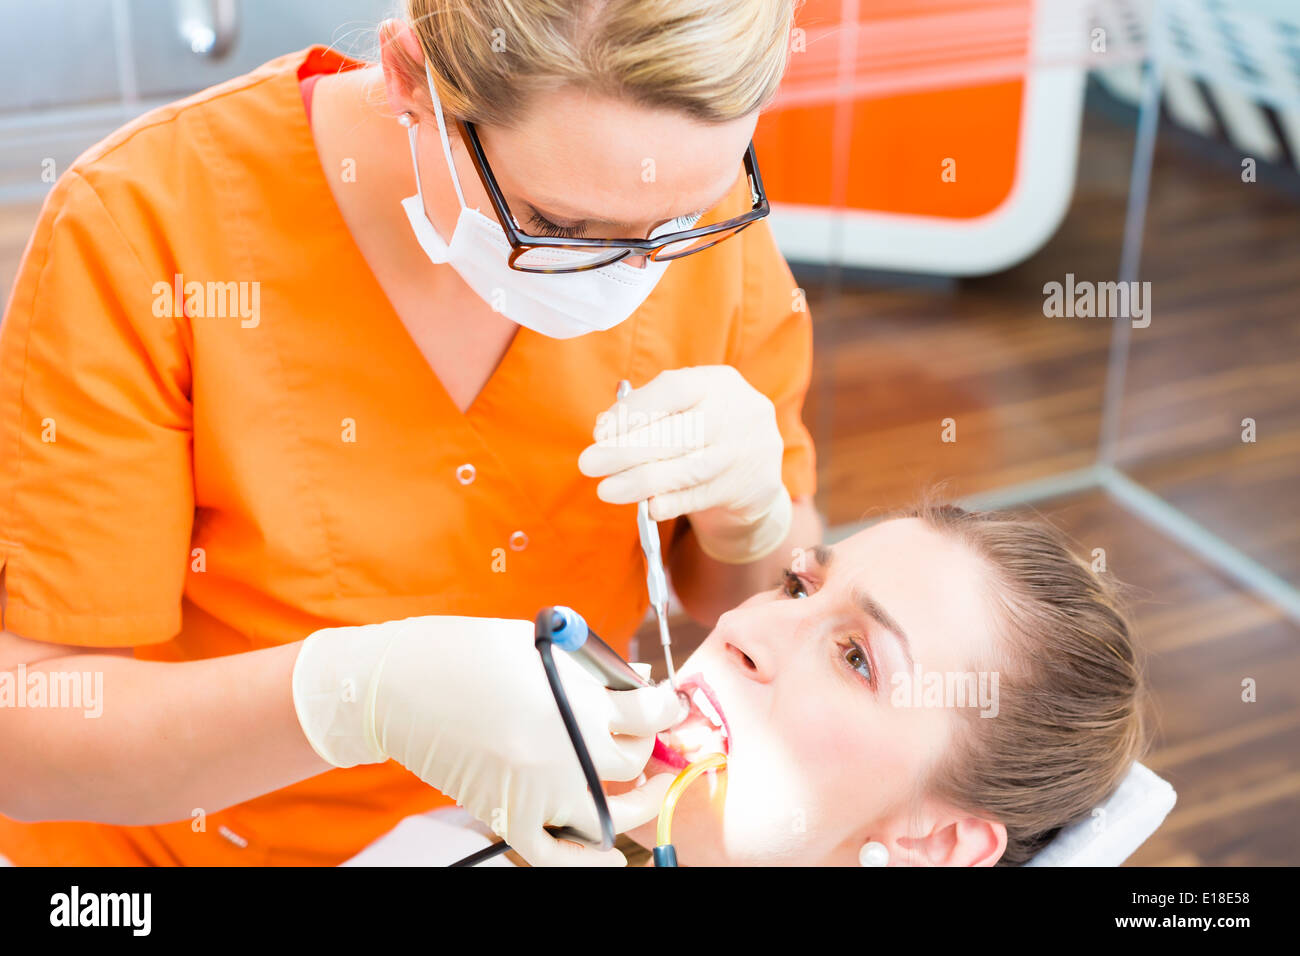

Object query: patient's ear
[895,809,1006,867]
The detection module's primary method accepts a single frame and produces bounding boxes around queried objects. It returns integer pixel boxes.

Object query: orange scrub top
[0,46,817,865]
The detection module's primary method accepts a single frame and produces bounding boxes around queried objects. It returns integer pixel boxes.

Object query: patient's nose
[716,607,783,684]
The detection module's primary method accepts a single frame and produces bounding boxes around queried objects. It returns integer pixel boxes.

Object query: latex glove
[292,615,686,866]
[578,365,793,564]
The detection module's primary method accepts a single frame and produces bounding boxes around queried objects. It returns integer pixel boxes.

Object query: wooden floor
[3,92,1297,865]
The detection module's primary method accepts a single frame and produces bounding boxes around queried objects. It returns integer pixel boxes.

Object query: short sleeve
[0,170,193,646]
[731,219,818,501]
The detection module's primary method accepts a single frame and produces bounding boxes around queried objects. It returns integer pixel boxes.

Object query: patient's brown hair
[907,502,1151,866]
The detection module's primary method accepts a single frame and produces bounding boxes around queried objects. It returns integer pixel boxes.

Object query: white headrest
[1023,762,1176,866]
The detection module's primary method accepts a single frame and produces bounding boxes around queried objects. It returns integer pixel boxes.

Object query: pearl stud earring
[398,111,415,128]
[859,841,889,867]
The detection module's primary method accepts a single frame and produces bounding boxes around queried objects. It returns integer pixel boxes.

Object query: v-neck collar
[286,45,536,428]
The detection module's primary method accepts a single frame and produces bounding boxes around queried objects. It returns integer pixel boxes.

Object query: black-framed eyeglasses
[455,117,770,274]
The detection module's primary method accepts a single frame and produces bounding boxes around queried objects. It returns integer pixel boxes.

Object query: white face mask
[400,64,697,340]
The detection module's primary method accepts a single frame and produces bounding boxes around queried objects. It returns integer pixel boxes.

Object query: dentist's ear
[378,17,430,121]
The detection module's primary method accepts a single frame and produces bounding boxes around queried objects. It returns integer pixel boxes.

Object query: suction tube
[654,752,727,867]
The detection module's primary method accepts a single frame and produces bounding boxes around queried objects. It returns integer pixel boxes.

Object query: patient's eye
[780,568,810,598]
[781,568,877,691]
[842,641,873,685]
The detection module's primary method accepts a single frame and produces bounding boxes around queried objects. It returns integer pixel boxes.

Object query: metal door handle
[177,0,238,58]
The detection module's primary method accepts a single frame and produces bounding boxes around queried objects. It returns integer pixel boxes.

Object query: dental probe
[615,379,683,696]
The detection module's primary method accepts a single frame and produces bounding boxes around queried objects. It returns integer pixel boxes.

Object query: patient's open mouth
[651,676,731,770]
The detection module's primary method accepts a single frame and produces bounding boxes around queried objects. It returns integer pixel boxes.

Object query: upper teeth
[693,688,724,729]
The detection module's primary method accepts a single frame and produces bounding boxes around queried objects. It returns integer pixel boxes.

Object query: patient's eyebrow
[812,544,914,669]
[852,585,914,670]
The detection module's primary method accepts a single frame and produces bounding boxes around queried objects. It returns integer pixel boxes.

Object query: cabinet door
[128,0,394,100]
[0,0,392,202]
[0,0,123,112]
[0,0,393,113]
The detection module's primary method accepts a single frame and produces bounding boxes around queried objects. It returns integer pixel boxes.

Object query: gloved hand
[578,365,793,564]
[291,615,686,866]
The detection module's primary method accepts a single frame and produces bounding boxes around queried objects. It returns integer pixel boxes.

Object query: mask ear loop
[400,114,425,202]
[422,61,468,210]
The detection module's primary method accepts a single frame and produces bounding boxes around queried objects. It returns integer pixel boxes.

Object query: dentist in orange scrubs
[0,1,819,867]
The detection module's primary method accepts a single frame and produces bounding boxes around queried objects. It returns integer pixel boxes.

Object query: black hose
[447,841,510,867]
[535,637,617,851]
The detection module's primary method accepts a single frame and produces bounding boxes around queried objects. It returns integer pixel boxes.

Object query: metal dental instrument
[616,379,682,696]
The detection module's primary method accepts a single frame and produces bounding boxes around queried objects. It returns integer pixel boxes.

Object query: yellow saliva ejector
[653,752,727,867]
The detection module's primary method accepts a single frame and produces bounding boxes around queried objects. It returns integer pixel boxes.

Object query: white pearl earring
[398,111,415,128]
[859,841,889,867]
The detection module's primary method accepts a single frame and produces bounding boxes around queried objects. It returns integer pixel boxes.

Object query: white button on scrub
[509,530,528,551]
[456,463,476,485]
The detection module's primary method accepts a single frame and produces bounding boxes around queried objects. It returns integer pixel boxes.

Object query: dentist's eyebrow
[810,544,915,669]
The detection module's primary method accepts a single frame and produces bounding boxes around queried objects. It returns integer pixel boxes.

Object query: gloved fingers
[608,680,691,736]
[632,403,721,448]
[650,446,734,498]
[646,490,696,524]
[544,657,663,780]
[595,446,730,508]
[579,725,652,781]
[605,772,676,832]
[509,820,628,868]
[547,773,673,843]
[648,483,725,523]
[598,732,656,782]
[621,407,719,451]
[546,798,604,842]
[604,367,709,430]
[577,440,655,482]
[577,408,716,479]
[646,467,739,523]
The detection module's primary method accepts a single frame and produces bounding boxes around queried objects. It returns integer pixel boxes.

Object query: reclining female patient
[609,500,1150,867]
[361,500,1149,867]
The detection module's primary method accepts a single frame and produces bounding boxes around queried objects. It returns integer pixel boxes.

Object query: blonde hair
[382,0,799,128]
[907,502,1151,866]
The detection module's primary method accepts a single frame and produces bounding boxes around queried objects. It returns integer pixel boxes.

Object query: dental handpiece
[547,605,652,691]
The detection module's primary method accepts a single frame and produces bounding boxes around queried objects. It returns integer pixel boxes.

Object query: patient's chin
[633,769,821,866]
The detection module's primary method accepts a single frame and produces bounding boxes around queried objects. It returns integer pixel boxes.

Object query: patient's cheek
[792,715,868,784]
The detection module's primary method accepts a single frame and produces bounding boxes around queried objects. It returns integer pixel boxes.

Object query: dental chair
[341,761,1177,867]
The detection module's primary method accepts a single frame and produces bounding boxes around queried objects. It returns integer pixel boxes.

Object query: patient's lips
[652,675,731,771]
